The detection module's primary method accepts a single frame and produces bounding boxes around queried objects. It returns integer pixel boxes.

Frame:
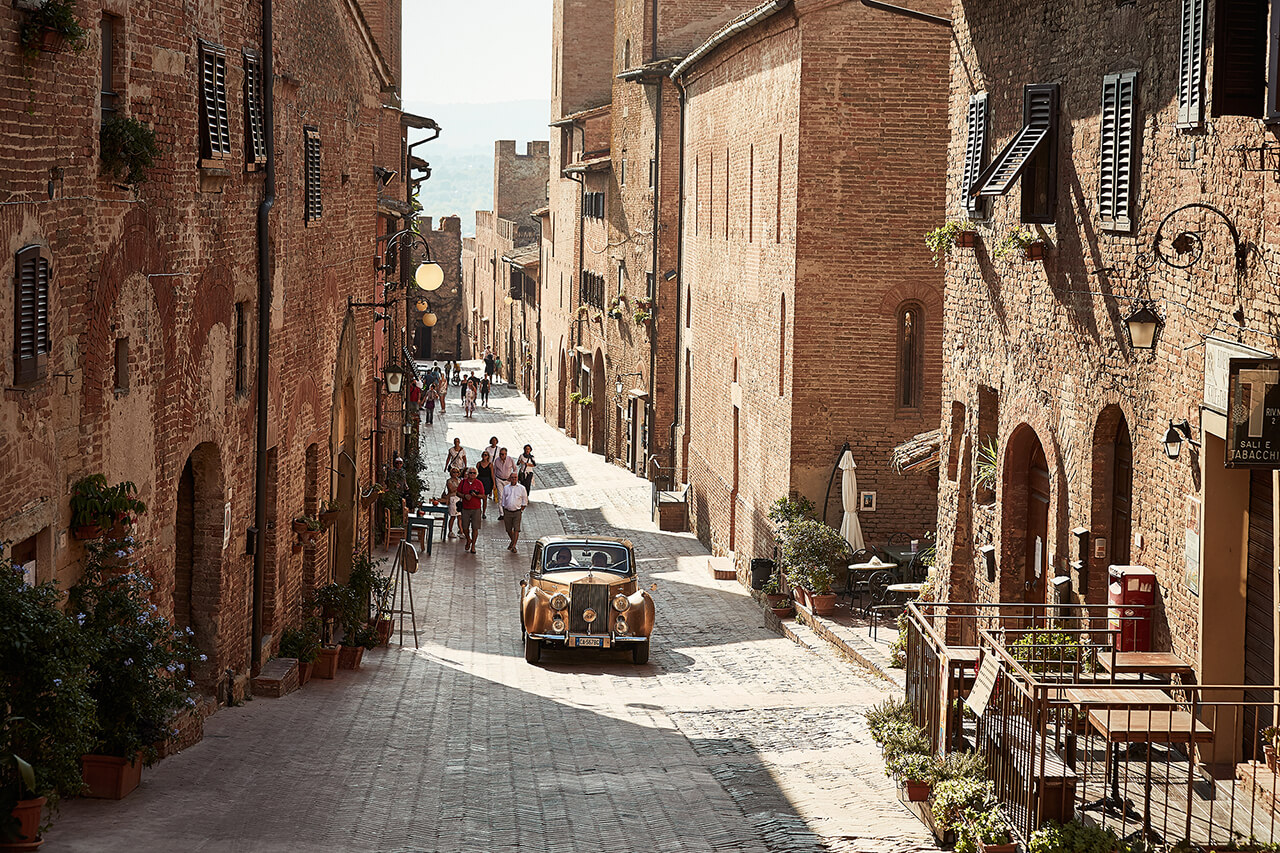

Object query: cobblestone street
[55,371,938,853]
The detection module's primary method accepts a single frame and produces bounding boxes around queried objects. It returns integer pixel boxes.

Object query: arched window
[897,303,923,409]
[778,295,786,395]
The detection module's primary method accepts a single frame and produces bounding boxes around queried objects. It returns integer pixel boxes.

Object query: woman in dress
[475,450,495,519]
[463,379,477,417]
[444,437,466,473]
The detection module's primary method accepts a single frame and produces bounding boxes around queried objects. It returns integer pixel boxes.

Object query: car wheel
[524,634,541,664]
[631,640,650,665]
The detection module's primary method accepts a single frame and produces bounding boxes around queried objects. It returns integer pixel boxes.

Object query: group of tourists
[440,436,536,553]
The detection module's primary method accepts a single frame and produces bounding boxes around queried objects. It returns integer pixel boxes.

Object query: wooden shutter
[1100,71,1139,232]
[1178,0,1205,127]
[961,93,989,217]
[14,245,50,386]
[199,41,231,160]
[1212,0,1268,117]
[973,84,1056,198]
[304,126,321,221]
[243,50,266,165]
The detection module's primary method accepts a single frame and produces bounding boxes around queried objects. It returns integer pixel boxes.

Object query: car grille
[568,582,610,634]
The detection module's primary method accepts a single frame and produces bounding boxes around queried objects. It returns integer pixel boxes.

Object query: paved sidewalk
[54,367,937,853]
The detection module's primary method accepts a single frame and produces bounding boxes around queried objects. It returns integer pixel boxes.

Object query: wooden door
[1245,470,1275,758]
[1026,444,1050,601]
[1112,419,1133,566]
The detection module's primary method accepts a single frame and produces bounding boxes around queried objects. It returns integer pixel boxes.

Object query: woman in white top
[444,438,466,473]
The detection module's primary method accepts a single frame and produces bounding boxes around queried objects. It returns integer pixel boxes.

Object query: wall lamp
[1124,300,1162,351]
[1163,419,1200,460]
[615,372,643,396]
[383,363,405,394]
[374,166,397,187]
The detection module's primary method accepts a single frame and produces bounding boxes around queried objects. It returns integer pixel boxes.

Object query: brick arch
[1000,423,1052,604]
[876,280,942,317]
[173,440,226,695]
[85,207,168,420]
[190,264,235,361]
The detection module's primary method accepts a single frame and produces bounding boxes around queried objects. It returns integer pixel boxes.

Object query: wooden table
[1097,652,1195,679]
[1063,686,1179,707]
[1086,709,1213,744]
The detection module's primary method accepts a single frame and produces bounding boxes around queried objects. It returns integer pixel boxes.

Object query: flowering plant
[67,539,200,763]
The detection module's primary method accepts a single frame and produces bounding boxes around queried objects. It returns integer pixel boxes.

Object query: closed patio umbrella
[839,450,865,552]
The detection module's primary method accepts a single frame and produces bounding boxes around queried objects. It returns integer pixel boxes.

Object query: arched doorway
[330,314,360,583]
[174,442,225,692]
[591,349,606,455]
[1090,406,1133,602]
[557,348,567,429]
[1002,425,1050,604]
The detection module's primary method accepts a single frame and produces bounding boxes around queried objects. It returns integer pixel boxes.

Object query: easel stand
[390,541,419,648]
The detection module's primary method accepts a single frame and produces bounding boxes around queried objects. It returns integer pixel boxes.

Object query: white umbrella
[839,450,865,551]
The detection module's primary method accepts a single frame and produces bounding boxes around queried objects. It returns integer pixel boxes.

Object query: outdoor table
[887,582,924,601]
[1097,652,1195,681]
[420,504,449,545]
[1073,685,1212,836]
[405,513,435,555]
[881,545,918,567]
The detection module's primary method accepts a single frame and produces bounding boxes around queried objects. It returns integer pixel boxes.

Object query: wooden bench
[987,728,1079,825]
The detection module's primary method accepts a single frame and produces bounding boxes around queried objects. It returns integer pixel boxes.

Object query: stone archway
[591,349,606,455]
[174,441,225,693]
[557,348,567,429]
[1089,405,1133,603]
[1001,424,1050,604]
[330,313,361,583]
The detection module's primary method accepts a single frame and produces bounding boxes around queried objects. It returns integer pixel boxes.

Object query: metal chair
[866,569,904,640]
[842,548,875,607]
[886,532,912,547]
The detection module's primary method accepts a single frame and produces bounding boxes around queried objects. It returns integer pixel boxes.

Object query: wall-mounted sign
[1184,495,1201,595]
[1226,358,1280,468]
[223,501,232,549]
[1205,337,1272,416]
[1093,537,1108,561]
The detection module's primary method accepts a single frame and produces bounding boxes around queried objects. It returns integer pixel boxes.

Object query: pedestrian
[492,447,516,518]
[480,375,491,407]
[436,371,448,413]
[457,466,486,553]
[500,471,529,552]
[484,435,500,465]
[441,468,461,538]
[460,372,469,403]
[517,444,536,493]
[494,356,503,382]
[485,351,495,383]
[423,384,436,424]
[464,379,477,417]
[444,437,466,473]
[475,451,495,518]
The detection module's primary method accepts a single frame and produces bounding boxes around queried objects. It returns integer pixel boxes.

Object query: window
[617,264,624,295]
[113,337,129,392]
[646,272,654,300]
[897,304,923,409]
[1178,0,1205,127]
[234,301,247,396]
[778,295,786,396]
[304,126,321,221]
[648,158,656,189]
[748,143,754,242]
[580,271,605,308]
[13,245,50,386]
[101,15,118,122]
[972,83,1059,224]
[961,93,989,218]
[582,191,604,220]
[198,40,231,162]
[243,50,266,167]
[620,156,626,186]
[1211,0,1269,118]
[1099,71,1139,232]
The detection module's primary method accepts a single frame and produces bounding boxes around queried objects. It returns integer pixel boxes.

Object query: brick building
[460,141,548,398]
[0,0,421,708]
[673,0,949,565]
[410,215,464,362]
[935,0,1279,727]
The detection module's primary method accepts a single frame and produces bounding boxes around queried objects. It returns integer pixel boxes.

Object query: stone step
[251,657,299,699]
[708,556,736,580]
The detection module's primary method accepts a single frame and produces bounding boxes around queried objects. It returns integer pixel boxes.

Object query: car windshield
[540,544,631,574]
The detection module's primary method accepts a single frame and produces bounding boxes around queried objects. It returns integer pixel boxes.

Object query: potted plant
[925,221,978,266]
[1028,820,1126,853]
[0,554,96,847]
[99,117,160,187]
[68,540,200,799]
[18,0,88,58]
[370,574,395,646]
[606,296,625,320]
[579,396,593,408]
[314,644,341,679]
[778,518,847,617]
[962,806,1015,853]
[992,226,1044,262]
[1261,726,1280,772]
[762,572,792,617]
[886,752,936,802]
[318,500,346,528]
[70,475,146,540]
[569,391,583,406]
[576,305,589,319]
[931,777,996,842]
[633,307,653,326]
[278,621,321,686]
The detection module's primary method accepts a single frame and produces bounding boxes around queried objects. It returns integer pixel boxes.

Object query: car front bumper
[528,632,648,647]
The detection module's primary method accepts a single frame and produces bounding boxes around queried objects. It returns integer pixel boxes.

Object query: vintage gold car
[519,536,655,664]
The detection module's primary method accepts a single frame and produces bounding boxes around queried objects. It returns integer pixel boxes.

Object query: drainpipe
[646,75,662,480]
[251,0,276,676]
[669,73,688,481]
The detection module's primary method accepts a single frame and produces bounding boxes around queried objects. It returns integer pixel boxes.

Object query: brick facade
[0,0,412,706]
[676,0,948,565]
[937,0,1280,688]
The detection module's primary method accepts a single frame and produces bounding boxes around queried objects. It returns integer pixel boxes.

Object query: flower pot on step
[81,753,144,799]
[375,617,393,646]
[2,796,45,850]
[297,660,313,686]
[903,780,931,802]
[770,605,794,618]
[977,840,1017,853]
[1266,744,1278,772]
[811,593,837,617]
[765,592,790,608]
[314,645,340,679]
[337,645,364,670]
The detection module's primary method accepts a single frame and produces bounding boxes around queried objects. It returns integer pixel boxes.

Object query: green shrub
[933,750,986,783]
[931,777,995,833]
[955,806,1012,853]
[278,621,321,664]
[885,750,937,782]
[778,518,849,595]
[99,116,161,186]
[1028,819,1131,853]
[864,697,913,741]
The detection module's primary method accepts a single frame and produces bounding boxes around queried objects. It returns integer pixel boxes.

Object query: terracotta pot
[319,510,341,528]
[297,660,313,686]
[72,524,103,541]
[770,605,794,618]
[792,587,811,609]
[765,593,790,608]
[314,646,340,679]
[81,753,144,800]
[2,796,45,850]
[375,618,393,646]
[976,840,1017,853]
[38,28,64,54]
[290,541,303,555]
[955,230,978,249]
[337,645,364,670]
[291,519,310,534]
[1024,240,1046,261]
[811,593,838,617]
[903,779,931,802]
[1266,744,1277,772]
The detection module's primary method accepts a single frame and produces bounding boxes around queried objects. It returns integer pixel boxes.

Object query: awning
[891,429,942,475]
[564,155,611,175]
[627,388,648,399]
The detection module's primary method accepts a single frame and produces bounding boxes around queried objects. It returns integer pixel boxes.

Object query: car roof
[535,535,633,549]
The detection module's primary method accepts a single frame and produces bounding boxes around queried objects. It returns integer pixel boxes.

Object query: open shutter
[1100,71,1139,232]
[972,84,1057,199]
[1269,0,1280,121]
[243,50,266,165]
[14,245,50,386]
[304,127,321,220]
[1178,0,1205,127]
[962,93,989,218]
[199,41,231,159]
[1212,0,1268,117]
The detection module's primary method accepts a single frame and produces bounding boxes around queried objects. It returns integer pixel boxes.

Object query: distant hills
[405,99,551,236]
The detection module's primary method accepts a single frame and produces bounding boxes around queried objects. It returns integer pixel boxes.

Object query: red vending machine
[1108,566,1157,652]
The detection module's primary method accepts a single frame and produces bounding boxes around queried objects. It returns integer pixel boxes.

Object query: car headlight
[615,616,628,633]
[612,594,630,612]
[549,593,569,611]
[551,618,565,633]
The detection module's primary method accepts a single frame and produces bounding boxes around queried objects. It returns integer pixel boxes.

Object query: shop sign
[1204,337,1272,415]
[1226,358,1280,468]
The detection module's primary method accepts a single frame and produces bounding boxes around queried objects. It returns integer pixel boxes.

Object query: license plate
[573,636,604,648]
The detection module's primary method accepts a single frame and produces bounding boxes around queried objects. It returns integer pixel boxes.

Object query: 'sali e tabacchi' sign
[1226,358,1280,468]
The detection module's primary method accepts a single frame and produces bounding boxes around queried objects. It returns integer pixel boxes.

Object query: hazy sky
[402,1,553,106]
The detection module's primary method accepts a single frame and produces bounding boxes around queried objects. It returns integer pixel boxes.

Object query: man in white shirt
[491,448,517,517]
[500,472,529,552]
